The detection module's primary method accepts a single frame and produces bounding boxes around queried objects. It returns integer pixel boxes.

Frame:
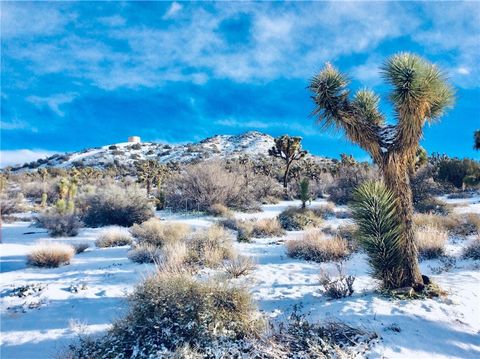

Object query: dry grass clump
[95,228,132,248]
[127,243,162,264]
[413,213,459,231]
[207,203,233,217]
[187,225,235,267]
[223,255,257,278]
[27,242,75,267]
[414,212,480,237]
[278,207,323,231]
[36,212,82,237]
[415,225,448,260]
[462,236,480,260]
[130,218,190,247]
[222,217,285,242]
[66,272,263,357]
[286,231,350,263]
[73,242,90,254]
[311,203,336,219]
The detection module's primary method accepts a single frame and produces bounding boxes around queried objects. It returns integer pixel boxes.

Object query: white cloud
[2,1,478,90]
[27,93,77,116]
[0,149,58,168]
[163,2,183,19]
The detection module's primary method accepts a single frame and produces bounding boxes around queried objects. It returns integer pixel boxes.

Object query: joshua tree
[474,130,480,151]
[136,160,167,196]
[299,178,310,209]
[309,53,454,290]
[269,135,307,192]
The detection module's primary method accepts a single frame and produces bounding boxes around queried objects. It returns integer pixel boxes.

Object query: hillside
[9,131,331,171]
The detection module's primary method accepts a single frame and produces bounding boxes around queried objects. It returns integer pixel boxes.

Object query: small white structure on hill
[128,136,141,143]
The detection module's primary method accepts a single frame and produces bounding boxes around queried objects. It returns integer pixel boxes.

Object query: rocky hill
[9,131,332,171]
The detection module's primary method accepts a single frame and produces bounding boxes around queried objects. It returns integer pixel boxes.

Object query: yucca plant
[309,53,455,290]
[351,181,405,289]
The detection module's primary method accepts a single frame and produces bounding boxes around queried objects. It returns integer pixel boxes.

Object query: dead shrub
[287,231,350,262]
[130,218,190,247]
[415,225,448,259]
[95,228,133,248]
[164,161,257,212]
[27,242,75,267]
[278,207,323,230]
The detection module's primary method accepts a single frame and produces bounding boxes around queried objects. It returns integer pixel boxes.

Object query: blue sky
[1,1,479,167]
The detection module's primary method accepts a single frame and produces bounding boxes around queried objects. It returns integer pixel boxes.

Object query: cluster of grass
[27,242,75,268]
[130,218,190,247]
[277,207,323,231]
[67,272,264,357]
[222,217,285,242]
[207,203,233,217]
[414,225,448,260]
[286,231,350,263]
[95,228,133,248]
[128,220,235,269]
[414,212,480,237]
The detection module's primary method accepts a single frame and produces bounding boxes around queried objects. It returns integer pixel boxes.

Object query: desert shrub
[463,237,480,260]
[0,193,26,216]
[415,226,448,259]
[311,203,336,219]
[278,207,323,230]
[81,185,153,227]
[36,212,82,237]
[207,203,232,217]
[326,162,377,205]
[452,213,480,236]
[411,165,450,207]
[351,181,405,290]
[128,243,162,264]
[223,255,257,278]
[67,273,263,357]
[73,242,90,254]
[27,242,75,267]
[164,161,257,212]
[95,228,133,248]
[436,157,480,188]
[130,218,190,247]
[319,264,355,299]
[186,225,235,267]
[286,231,350,263]
[415,197,450,215]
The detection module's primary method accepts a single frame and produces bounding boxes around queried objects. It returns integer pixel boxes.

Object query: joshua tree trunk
[381,154,423,288]
[283,162,291,190]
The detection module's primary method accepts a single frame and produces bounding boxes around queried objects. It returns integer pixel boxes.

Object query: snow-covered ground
[1,198,479,358]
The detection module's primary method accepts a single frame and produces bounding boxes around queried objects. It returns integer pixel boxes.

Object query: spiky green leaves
[351,181,406,289]
[382,53,455,122]
[353,89,384,126]
[309,63,349,129]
